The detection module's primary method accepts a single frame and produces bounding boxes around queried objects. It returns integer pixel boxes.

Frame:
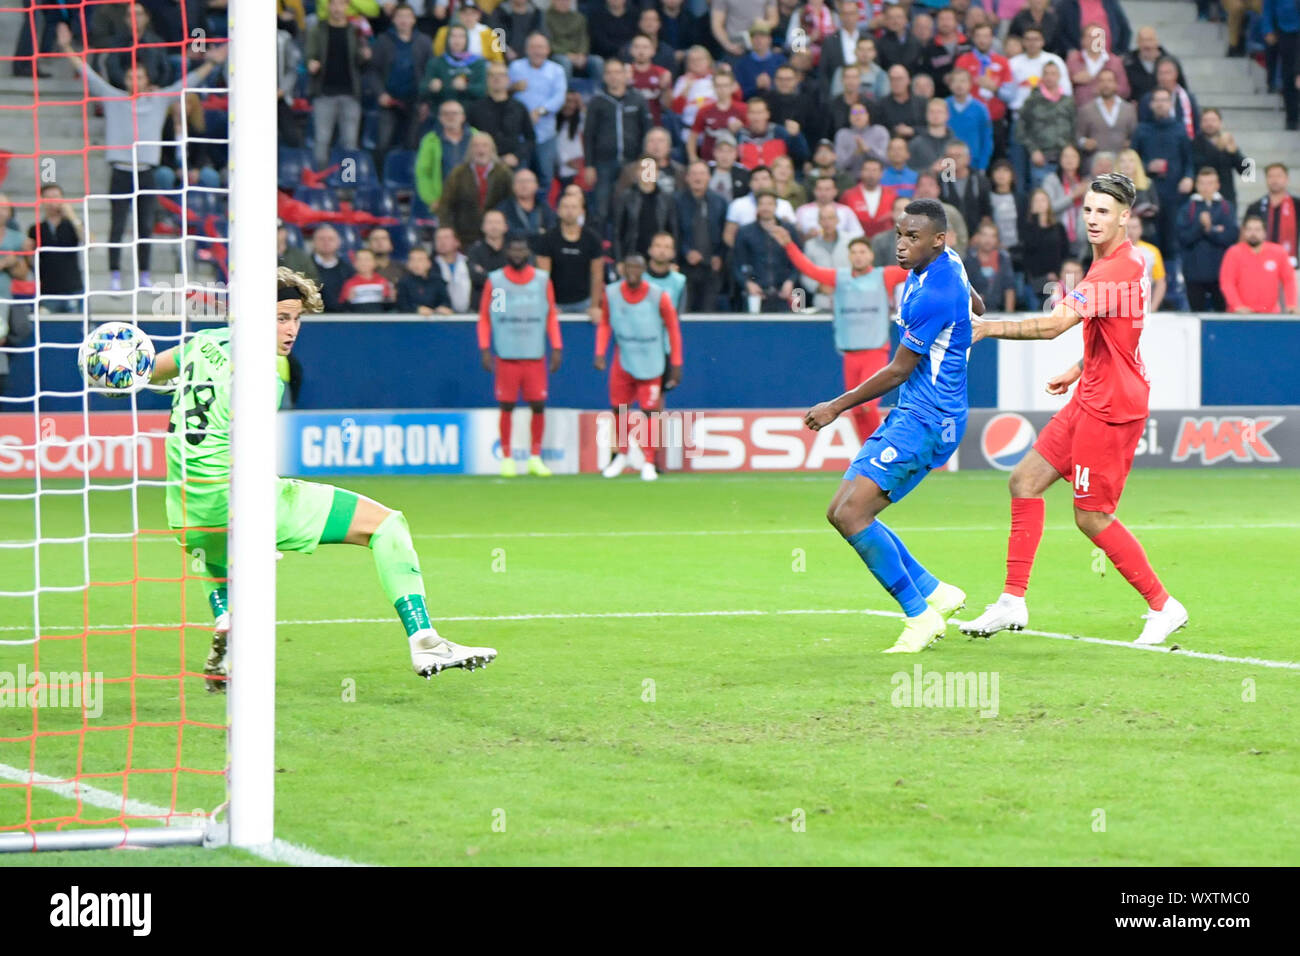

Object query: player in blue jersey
[793,200,985,653]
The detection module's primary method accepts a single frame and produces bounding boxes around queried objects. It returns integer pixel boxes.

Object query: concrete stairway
[1123,0,1300,210]
[1,6,185,316]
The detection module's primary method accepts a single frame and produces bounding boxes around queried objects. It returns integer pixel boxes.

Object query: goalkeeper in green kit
[149,267,496,692]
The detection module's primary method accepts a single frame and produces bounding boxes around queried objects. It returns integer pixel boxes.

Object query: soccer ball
[78,322,156,396]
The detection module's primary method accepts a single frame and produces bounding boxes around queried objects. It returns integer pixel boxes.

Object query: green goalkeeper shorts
[168,478,347,566]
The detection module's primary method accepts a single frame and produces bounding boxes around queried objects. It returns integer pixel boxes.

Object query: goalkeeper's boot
[959,594,1028,638]
[925,581,966,621]
[1135,595,1188,645]
[527,454,553,477]
[409,629,497,678]
[602,452,629,478]
[882,607,946,654]
[204,612,230,694]
[500,456,517,478]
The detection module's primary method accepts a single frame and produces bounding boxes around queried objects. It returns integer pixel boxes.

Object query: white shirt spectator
[727,193,796,227]
[794,201,865,238]
[1006,51,1073,112]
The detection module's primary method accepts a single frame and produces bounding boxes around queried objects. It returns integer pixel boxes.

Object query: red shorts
[609,352,663,410]
[494,357,548,403]
[842,347,889,397]
[1034,398,1145,513]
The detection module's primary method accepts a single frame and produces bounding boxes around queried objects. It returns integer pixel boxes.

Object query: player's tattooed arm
[805,347,924,430]
[970,301,1082,343]
[149,346,180,384]
[1046,359,1084,395]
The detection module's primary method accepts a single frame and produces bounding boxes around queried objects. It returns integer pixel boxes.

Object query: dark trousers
[586,160,623,236]
[11,0,80,75]
[374,99,419,169]
[682,258,722,312]
[108,166,157,273]
[1185,279,1225,312]
[1154,191,1182,260]
[1280,31,1299,127]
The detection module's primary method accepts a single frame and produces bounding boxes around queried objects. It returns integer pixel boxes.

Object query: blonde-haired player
[146,268,495,690]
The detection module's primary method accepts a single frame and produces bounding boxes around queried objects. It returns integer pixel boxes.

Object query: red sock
[1004,497,1045,597]
[530,409,545,455]
[1091,519,1169,610]
[499,410,512,457]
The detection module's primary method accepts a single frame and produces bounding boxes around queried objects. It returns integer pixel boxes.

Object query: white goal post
[225,0,280,851]
[0,0,277,855]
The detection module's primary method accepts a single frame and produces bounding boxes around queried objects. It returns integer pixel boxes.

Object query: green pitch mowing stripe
[1,470,1297,866]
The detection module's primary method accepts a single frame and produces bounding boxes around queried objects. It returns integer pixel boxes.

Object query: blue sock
[845,523,929,617]
[876,521,940,599]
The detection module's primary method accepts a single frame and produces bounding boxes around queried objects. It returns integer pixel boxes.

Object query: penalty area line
[0,763,369,866]
[5,609,1298,671]
[285,608,1300,670]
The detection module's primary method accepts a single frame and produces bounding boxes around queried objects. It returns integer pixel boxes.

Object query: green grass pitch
[1,469,1298,866]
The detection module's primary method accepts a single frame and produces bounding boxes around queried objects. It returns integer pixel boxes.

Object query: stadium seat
[327,148,379,188]
[278,146,313,189]
[360,110,379,151]
[184,189,226,222]
[334,224,362,252]
[281,223,305,249]
[382,149,417,193]
[410,194,437,226]
[203,109,230,168]
[352,186,399,218]
[386,222,424,260]
[293,186,338,212]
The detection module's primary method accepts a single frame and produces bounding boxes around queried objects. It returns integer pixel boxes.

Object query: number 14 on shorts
[1074,464,1091,494]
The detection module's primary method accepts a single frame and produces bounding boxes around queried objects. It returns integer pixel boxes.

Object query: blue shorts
[844,408,965,502]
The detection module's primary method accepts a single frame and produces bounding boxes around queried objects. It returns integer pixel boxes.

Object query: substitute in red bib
[478,233,563,477]
[963,171,1188,646]
[596,253,684,481]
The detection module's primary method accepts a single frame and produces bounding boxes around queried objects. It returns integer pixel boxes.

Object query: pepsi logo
[981,413,1037,470]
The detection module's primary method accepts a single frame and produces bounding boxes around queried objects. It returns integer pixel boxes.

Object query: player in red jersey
[768,223,909,443]
[963,173,1188,645]
[478,234,563,477]
[595,253,684,481]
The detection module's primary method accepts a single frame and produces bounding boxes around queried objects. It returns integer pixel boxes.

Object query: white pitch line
[0,763,368,867]
[410,522,1300,540]
[3,608,1297,671]
[4,522,1293,548]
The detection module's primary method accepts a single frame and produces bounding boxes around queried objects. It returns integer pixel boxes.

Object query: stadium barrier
[8,313,1300,415]
[3,405,1294,479]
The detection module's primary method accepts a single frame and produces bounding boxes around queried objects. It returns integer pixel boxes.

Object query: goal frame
[0,0,277,855]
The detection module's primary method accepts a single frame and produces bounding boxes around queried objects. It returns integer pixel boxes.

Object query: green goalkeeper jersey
[165,328,284,524]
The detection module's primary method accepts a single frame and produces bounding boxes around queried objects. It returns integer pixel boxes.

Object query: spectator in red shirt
[687,69,746,163]
[340,248,397,312]
[839,156,899,237]
[1219,213,1300,314]
[1245,163,1300,267]
[955,21,1011,153]
[628,35,673,125]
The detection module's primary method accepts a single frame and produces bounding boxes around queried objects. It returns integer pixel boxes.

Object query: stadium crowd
[4,0,1300,318]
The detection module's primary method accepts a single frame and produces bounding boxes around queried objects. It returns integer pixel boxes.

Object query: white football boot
[602,452,629,478]
[640,462,658,481]
[925,581,967,621]
[882,607,947,654]
[204,612,230,694]
[1135,596,1189,645]
[959,593,1029,637]
[409,630,497,678]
